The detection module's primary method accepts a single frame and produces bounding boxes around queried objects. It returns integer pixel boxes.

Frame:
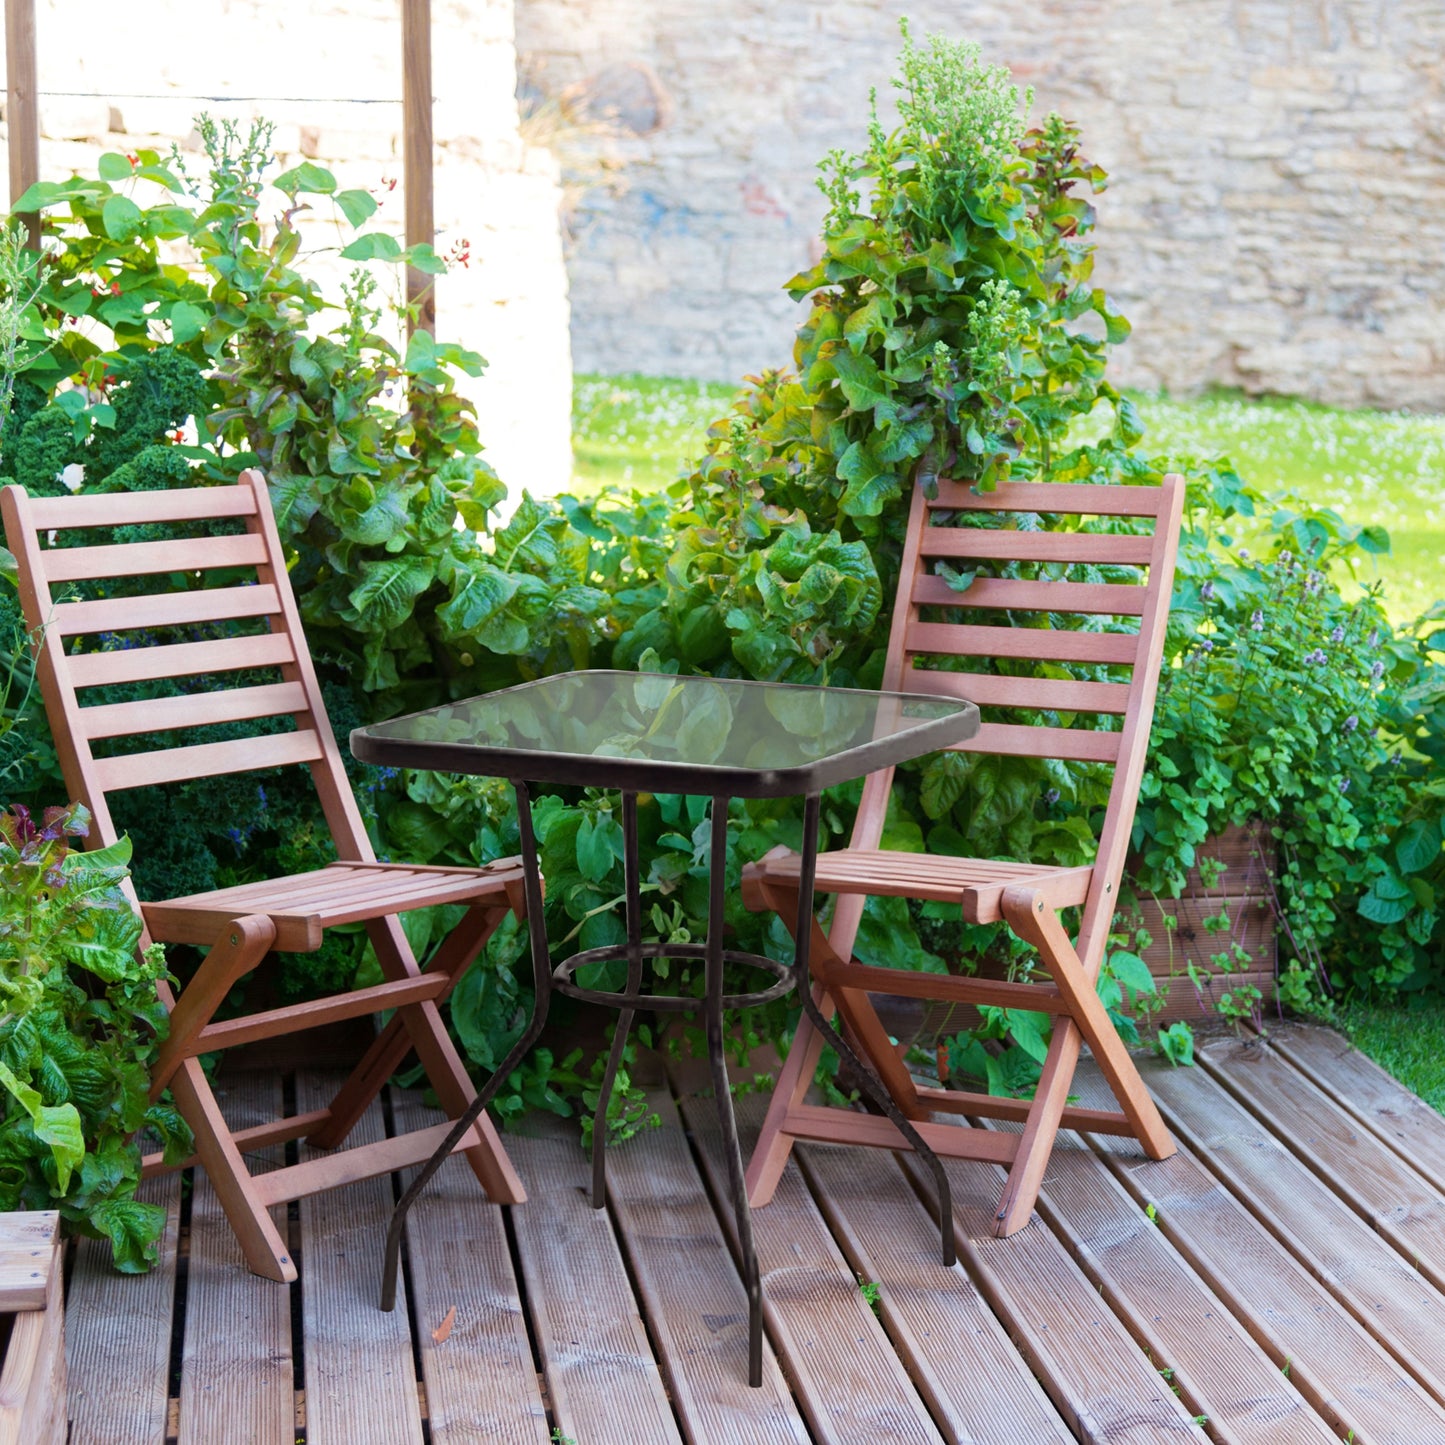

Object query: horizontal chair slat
[68,632,295,688]
[920,528,1155,565]
[78,681,311,741]
[911,574,1148,615]
[24,485,257,530]
[928,479,1169,517]
[93,730,324,791]
[40,531,267,583]
[905,665,1131,715]
[948,720,1122,762]
[54,583,281,637]
[905,620,1140,665]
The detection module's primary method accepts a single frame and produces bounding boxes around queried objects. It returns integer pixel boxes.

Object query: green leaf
[347,557,435,631]
[400,242,448,276]
[1155,1021,1196,1068]
[831,351,891,413]
[0,1062,84,1193]
[1396,819,1442,875]
[274,161,337,195]
[438,567,520,634]
[97,152,135,181]
[1357,524,1391,555]
[1004,1009,1051,1063]
[333,188,379,228]
[340,232,403,263]
[576,813,623,884]
[100,194,143,242]
[1106,949,1158,1000]
[89,1197,166,1273]
[168,300,208,344]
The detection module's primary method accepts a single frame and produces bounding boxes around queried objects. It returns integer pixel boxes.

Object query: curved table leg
[590,791,644,1207]
[700,794,764,1387]
[379,779,552,1311]
[789,792,956,1267]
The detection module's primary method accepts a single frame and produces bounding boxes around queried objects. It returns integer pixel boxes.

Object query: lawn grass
[1333,1000,1445,1114]
[570,375,1444,621]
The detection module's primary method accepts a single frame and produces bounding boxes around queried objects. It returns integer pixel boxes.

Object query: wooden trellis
[3,0,437,335]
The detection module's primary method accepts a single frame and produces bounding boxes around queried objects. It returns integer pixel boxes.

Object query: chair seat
[753,848,1094,924]
[142,859,527,951]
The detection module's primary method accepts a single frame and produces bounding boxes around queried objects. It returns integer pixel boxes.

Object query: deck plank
[65,1171,180,1445]
[798,1139,1073,1445]
[507,1117,682,1445]
[674,1080,945,1445]
[991,1123,1335,1444]
[604,1078,810,1445]
[391,1091,550,1445]
[1269,1024,1445,1194]
[1199,1035,1445,1296]
[178,1072,293,1445]
[1074,1058,1445,1445]
[1147,1050,1445,1405]
[898,1131,1205,1441]
[296,1072,424,1445]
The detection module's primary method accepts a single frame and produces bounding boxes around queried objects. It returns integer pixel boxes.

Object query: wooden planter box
[0,1214,65,1445]
[1125,825,1278,1025]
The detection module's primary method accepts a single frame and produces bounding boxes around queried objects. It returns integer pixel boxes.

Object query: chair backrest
[844,474,1185,971]
[1,469,375,889]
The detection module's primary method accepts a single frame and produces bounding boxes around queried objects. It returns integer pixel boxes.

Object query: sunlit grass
[571,374,734,494]
[570,376,1444,619]
[1334,1000,1445,1114]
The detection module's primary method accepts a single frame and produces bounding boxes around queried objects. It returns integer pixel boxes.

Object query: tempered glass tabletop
[352,670,979,797]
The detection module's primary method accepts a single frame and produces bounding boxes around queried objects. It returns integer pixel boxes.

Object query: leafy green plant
[0,802,190,1269]
[1131,478,1442,1002]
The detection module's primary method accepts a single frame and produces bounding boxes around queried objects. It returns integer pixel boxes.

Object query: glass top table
[353,670,979,1385]
[352,669,978,796]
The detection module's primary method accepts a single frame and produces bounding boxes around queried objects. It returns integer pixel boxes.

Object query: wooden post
[401,0,435,337]
[5,0,40,248]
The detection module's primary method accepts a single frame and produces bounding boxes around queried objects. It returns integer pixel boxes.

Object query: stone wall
[516,0,1445,410]
[1,0,572,494]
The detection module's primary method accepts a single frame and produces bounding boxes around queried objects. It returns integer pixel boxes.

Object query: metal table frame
[355,674,977,1386]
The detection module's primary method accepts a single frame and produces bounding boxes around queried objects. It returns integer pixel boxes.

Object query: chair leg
[365,915,526,1204]
[309,904,505,1151]
[1002,886,1176,1162]
[992,1020,1083,1237]
[169,1057,296,1282]
[150,915,277,1099]
[745,988,830,1207]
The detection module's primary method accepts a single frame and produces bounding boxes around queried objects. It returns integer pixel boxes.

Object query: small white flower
[58,463,85,493]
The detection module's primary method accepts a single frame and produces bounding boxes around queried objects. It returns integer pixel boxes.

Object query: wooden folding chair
[2,469,529,1282]
[744,474,1185,1236]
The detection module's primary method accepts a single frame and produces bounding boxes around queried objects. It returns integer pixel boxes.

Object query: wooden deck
[61,1022,1445,1444]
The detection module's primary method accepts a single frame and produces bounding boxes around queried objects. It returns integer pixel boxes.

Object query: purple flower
[1200,580,1216,602]
[1342,714,1358,733]
[1330,626,1345,644]
[1338,777,1351,794]
[1370,660,1385,681]
[1367,629,1381,648]
[1304,648,1327,665]
[1199,638,1214,652]
[1305,570,1324,596]
[1250,610,1264,632]
[1043,788,1060,806]
[1277,550,1293,569]
[1238,548,1251,561]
